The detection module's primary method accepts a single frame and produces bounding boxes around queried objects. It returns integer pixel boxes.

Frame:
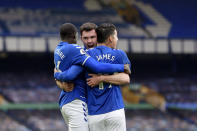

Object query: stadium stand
[0,0,196,54]
[0,109,197,131]
[139,0,197,38]
[126,110,197,131]
[0,0,196,38]
[0,51,196,130]
[0,111,28,131]
[0,110,66,131]
[0,7,128,36]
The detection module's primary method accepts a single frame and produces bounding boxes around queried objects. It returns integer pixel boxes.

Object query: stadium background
[0,0,197,130]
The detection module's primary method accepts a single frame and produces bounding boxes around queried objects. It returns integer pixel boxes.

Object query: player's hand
[124,64,131,74]
[86,74,102,87]
[55,80,74,92]
[54,68,58,73]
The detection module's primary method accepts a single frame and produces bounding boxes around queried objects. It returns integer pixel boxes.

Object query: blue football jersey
[86,45,131,115]
[54,42,125,108]
[54,42,89,108]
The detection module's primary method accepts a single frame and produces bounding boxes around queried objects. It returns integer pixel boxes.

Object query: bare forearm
[101,73,130,85]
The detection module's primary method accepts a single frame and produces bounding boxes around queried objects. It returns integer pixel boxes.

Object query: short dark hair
[80,22,97,35]
[96,23,116,43]
[59,23,77,41]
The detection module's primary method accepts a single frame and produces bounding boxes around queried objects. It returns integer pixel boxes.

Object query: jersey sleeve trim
[82,56,90,66]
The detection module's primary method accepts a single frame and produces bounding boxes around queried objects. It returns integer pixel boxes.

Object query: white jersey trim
[82,56,90,66]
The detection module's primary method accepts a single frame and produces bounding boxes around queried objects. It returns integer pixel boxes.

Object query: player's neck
[62,39,76,44]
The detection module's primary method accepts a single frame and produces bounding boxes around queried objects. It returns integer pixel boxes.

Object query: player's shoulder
[86,48,95,54]
[61,44,82,51]
[62,43,80,48]
[114,49,130,62]
[86,47,94,52]
[54,44,78,57]
[113,48,127,55]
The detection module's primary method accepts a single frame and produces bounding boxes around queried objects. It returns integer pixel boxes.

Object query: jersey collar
[59,41,69,46]
[96,45,112,50]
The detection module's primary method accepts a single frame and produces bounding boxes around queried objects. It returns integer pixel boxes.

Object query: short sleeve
[118,50,131,65]
[67,44,90,66]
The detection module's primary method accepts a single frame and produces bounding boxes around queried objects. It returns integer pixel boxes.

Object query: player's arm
[55,56,130,81]
[55,80,74,92]
[83,57,130,74]
[54,46,131,82]
[54,65,82,92]
[70,46,130,74]
[86,50,131,87]
[54,65,83,82]
[54,67,77,92]
[87,73,130,87]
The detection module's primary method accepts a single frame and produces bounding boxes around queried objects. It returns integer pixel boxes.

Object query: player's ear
[109,35,113,43]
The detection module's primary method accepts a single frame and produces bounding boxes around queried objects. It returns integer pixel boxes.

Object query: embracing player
[55,23,131,131]
[54,23,129,131]
[85,23,130,131]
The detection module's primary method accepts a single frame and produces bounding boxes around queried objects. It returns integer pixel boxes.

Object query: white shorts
[60,99,88,131]
[88,108,126,131]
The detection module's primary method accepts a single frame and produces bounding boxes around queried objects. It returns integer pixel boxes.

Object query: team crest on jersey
[80,49,90,57]
[80,49,86,54]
